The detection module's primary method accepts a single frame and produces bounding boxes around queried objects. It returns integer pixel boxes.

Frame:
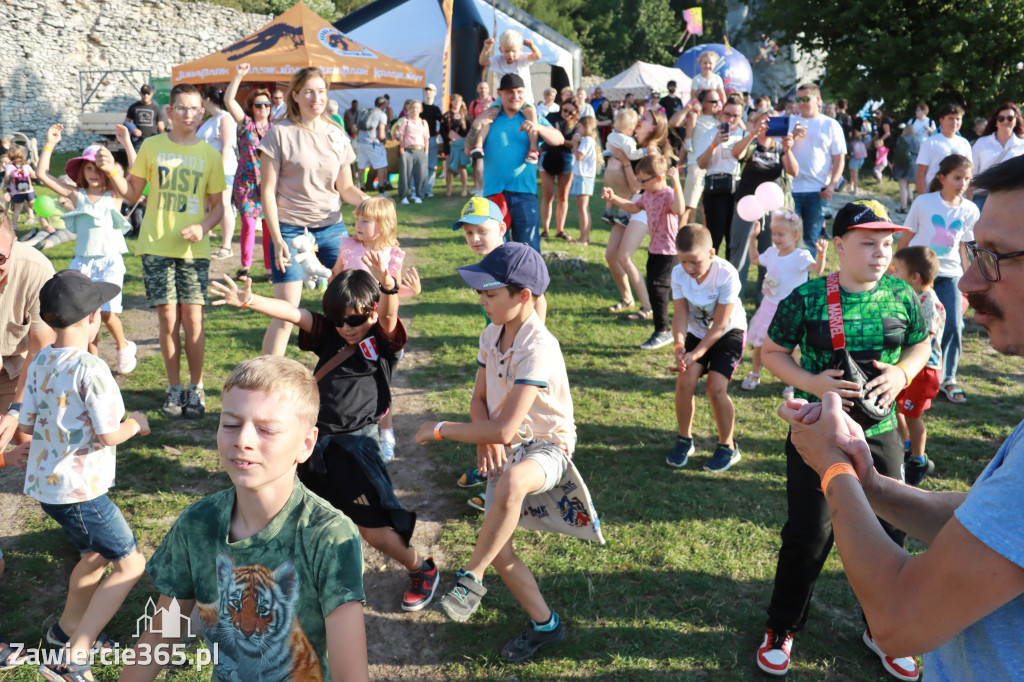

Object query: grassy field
[1,172,1019,681]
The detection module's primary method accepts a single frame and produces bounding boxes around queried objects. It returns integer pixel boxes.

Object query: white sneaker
[741,373,760,391]
[782,385,795,400]
[116,341,138,374]
[400,197,410,205]
[412,196,422,204]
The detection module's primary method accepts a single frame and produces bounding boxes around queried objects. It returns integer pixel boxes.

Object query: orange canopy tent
[171,2,425,88]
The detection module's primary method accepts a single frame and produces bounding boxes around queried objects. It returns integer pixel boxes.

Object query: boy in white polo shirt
[416,242,602,663]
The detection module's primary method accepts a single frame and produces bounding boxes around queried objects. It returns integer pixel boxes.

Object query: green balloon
[33,195,60,219]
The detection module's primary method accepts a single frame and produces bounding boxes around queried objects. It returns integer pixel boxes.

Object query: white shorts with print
[70,255,126,313]
[483,440,571,516]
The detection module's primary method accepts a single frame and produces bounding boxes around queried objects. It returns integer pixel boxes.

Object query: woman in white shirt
[198,86,238,260]
[971,102,1024,211]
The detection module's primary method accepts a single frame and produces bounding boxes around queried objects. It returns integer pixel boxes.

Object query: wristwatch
[7,401,21,417]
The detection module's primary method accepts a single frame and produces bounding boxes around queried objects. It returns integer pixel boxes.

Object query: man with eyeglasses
[270,87,287,121]
[774,155,1024,680]
[680,89,723,225]
[125,84,168,151]
[0,200,56,454]
[790,83,847,250]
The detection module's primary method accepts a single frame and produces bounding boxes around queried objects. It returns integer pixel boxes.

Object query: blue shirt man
[481,73,564,252]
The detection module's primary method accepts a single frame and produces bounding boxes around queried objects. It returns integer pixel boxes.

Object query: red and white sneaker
[863,629,920,681]
[756,628,794,676]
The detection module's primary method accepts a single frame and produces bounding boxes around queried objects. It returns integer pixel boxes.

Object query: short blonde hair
[354,196,399,248]
[7,146,26,164]
[223,356,320,429]
[699,50,719,65]
[499,29,523,49]
[770,209,803,236]
[613,107,638,133]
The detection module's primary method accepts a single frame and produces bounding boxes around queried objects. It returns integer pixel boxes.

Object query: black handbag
[541,146,565,175]
[704,172,737,195]
[825,273,891,429]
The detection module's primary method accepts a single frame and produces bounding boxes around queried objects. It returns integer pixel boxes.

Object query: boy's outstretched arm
[325,601,369,682]
[118,594,194,682]
[210,274,313,332]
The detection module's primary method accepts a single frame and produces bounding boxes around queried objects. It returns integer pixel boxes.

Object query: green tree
[754,0,1024,118]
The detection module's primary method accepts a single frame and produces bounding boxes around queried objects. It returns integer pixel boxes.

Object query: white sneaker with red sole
[756,628,794,676]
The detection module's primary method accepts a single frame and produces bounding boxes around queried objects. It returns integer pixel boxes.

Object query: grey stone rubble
[0,0,271,150]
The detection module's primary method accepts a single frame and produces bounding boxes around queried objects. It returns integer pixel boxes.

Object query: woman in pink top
[397,100,430,204]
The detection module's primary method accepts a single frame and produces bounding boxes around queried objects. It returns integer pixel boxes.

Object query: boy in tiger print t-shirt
[123,357,367,682]
[754,201,932,680]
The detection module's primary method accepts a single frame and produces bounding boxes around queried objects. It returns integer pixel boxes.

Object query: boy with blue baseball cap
[450,199,547,506]
[416,242,603,662]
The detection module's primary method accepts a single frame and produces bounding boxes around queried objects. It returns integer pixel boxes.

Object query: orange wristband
[895,362,912,387]
[820,462,859,495]
[433,421,446,441]
[674,343,685,351]
[107,167,121,178]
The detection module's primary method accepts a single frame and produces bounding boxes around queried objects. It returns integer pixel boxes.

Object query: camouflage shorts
[141,255,210,307]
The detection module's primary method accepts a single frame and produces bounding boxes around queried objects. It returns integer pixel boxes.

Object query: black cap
[140,84,153,94]
[456,242,550,295]
[830,200,910,239]
[498,73,526,90]
[40,270,121,328]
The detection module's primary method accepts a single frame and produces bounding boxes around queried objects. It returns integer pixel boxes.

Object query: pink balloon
[737,194,765,222]
[755,182,786,211]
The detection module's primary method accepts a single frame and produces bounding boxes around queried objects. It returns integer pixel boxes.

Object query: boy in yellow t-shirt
[103,83,226,421]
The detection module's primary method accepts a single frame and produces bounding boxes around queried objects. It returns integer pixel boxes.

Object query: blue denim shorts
[40,494,138,562]
[270,220,348,284]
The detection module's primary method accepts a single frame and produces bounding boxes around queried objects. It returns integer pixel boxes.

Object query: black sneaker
[667,436,694,468]
[162,387,184,418]
[401,558,438,611]
[904,456,935,487]
[437,570,487,622]
[616,214,630,227]
[704,442,741,472]
[499,617,566,662]
[182,386,206,419]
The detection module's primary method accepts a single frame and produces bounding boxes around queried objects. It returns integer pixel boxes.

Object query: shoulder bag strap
[314,344,358,383]
[825,272,846,350]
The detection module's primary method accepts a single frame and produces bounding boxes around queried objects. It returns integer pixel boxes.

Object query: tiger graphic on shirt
[196,554,323,682]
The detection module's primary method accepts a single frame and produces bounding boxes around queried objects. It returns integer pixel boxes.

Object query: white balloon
[737,194,766,222]
[754,182,786,211]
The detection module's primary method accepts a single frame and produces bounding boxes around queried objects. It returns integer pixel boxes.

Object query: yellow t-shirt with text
[131,135,226,259]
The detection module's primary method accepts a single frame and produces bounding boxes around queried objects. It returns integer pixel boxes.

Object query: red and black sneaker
[401,557,438,612]
[756,628,794,676]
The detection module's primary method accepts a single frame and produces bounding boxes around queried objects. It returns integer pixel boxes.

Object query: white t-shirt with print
[904,191,980,278]
[21,346,125,505]
[916,134,972,189]
[671,256,747,338]
[759,246,817,304]
[488,54,535,104]
[790,114,847,192]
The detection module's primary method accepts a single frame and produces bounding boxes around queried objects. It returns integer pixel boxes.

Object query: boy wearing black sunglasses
[209,254,438,614]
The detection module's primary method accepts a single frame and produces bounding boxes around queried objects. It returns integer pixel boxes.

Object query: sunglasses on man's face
[795,96,813,103]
